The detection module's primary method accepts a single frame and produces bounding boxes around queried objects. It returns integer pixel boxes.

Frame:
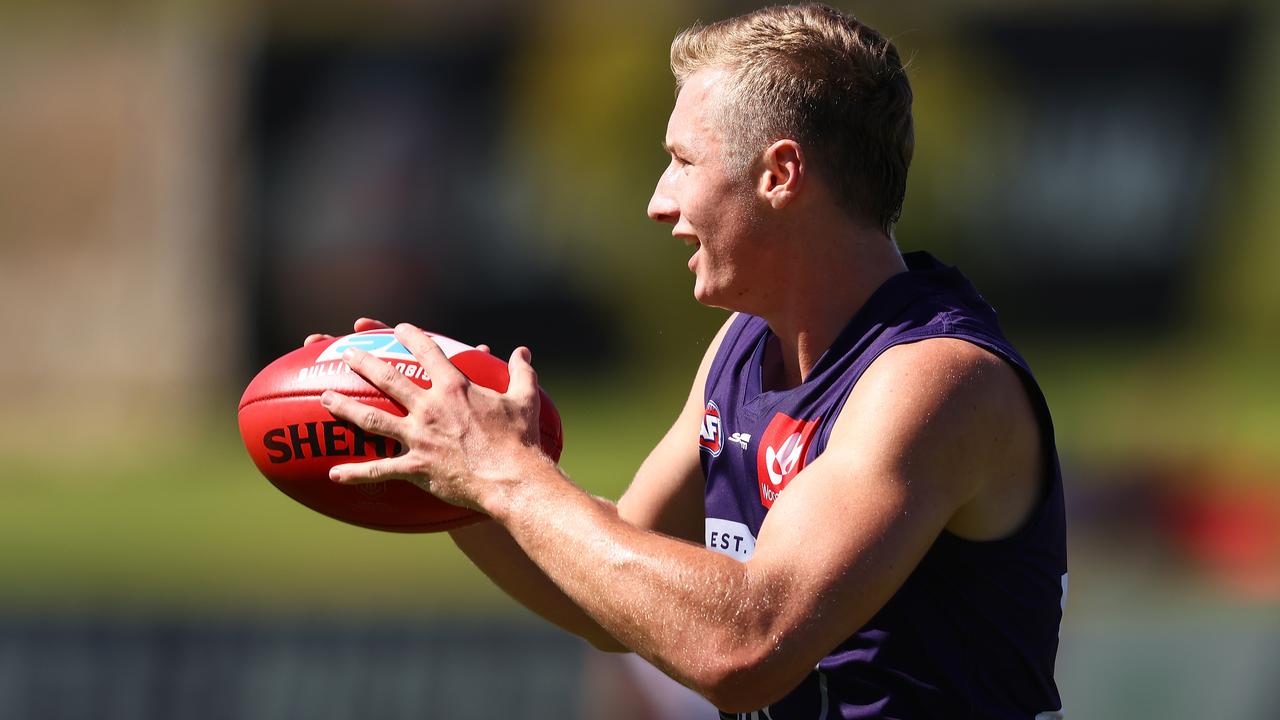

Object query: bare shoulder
[854,337,1023,405]
[834,337,1030,443]
[830,337,1042,539]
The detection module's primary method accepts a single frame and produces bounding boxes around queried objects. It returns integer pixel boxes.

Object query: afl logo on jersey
[757,412,821,508]
[699,401,723,457]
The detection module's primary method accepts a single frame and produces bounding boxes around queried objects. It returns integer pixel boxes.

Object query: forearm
[448,513,628,652]
[484,455,771,702]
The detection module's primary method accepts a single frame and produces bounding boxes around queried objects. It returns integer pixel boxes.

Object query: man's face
[648,69,764,309]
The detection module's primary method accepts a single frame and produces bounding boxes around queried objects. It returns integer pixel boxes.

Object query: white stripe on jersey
[816,667,829,720]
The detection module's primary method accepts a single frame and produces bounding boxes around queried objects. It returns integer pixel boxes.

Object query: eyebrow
[662,140,693,158]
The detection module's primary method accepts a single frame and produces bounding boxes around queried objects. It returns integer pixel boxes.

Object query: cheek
[684,183,726,229]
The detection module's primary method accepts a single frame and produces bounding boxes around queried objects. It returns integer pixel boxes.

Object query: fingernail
[329,468,342,482]
[342,348,356,362]
[320,390,334,407]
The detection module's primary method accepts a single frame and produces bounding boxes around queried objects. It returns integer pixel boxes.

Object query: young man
[315,5,1067,718]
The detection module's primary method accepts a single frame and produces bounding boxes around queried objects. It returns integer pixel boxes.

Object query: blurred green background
[2,0,1279,718]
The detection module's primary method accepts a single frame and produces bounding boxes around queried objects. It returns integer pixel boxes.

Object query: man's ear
[757,139,804,209]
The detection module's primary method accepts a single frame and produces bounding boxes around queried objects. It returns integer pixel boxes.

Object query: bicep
[616,314,737,541]
[749,448,957,656]
[744,340,1024,671]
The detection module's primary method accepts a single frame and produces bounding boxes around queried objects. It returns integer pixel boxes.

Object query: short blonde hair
[671,3,914,232]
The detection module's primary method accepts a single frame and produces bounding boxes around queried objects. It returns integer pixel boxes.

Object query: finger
[304,333,334,347]
[321,389,405,439]
[476,344,491,354]
[394,323,467,388]
[354,317,391,332]
[329,455,414,484]
[507,346,539,403]
[341,347,426,411]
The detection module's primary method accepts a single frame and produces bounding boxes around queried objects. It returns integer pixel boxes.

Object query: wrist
[479,445,562,524]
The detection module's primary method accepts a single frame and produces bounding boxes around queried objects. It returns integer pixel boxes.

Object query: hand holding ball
[238,328,563,532]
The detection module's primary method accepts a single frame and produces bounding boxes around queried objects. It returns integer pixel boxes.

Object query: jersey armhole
[813,328,1062,546]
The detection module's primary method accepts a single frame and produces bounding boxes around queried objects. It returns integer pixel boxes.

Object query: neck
[759,229,907,390]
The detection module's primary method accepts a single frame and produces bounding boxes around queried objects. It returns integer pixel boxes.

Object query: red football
[238,329,563,533]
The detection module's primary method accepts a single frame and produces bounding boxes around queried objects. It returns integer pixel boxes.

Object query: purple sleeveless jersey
[700,252,1067,720]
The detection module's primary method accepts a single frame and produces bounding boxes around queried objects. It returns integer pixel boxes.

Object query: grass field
[1,339,1276,616]
[0,371,686,615]
[1024,338,1280,469]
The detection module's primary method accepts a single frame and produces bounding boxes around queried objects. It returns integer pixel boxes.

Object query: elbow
[690,643,803,713]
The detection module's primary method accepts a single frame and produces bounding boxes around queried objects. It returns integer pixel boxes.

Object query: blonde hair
[671,3,914,232]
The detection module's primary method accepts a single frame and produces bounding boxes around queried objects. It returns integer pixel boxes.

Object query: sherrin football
[238,329,563,532]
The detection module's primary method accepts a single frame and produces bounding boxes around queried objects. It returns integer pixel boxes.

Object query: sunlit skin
[310,68,1044,712]
[647,69,910,387]
[648,70,768,311]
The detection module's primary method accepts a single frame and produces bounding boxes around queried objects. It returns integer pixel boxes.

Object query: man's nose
[647,179,678,224]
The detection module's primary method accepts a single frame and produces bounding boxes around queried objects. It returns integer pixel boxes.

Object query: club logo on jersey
[698,400,723,457]
[756,412,821,508]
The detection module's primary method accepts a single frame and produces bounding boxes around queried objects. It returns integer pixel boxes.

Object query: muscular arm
[324,323,1040,710]
[446,315,736,652]
[472,339,1040,710]
[448,506,625,651]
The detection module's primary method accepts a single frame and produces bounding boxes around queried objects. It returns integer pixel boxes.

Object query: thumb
[507,346,539,403]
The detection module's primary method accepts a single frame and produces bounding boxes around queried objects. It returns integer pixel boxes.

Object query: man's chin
[692,282,732,311]
[692,280,713,306]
